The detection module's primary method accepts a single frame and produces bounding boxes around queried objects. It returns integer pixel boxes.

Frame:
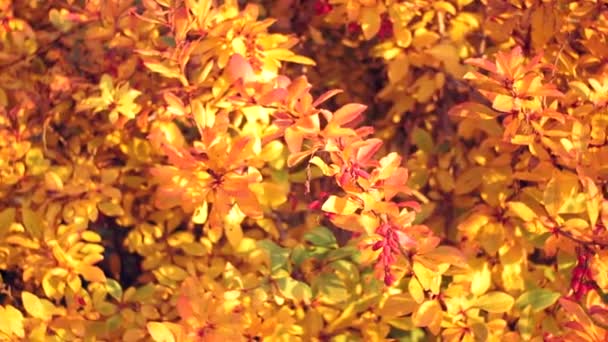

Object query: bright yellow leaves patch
[77,74,142,124]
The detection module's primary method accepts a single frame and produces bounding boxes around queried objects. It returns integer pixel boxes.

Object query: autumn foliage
[1,0,608,341]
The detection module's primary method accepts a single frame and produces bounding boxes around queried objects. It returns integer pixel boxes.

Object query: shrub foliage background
[0,0,607,341]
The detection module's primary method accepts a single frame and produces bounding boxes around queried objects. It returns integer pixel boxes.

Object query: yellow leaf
[0,305,24,338]
[321,195,360,215]
[22,292,50,320]
[25,148,50,176]
[458,212,490,236]
[142,58,188,86]
[394,25,412,48]
[531,3,557,50]
[380,293,417,317]
[253,182,287,209]
[123,329,148,341]
[22,207,43,239]
[147,322,176,342]
[261,141,285,165]
[582,177,601,227]
[492,94,515,112]
[507,201,537,222]
[0,208,15,237]
[325,302,357,333]
[44,171,64,192]
[224,204,245,248]
[470,259,491,296]
[422,246,467,268]
[279,54,316,66]
[225,222,243,249]
[408,277,425,303]
[360,7,381,39]
[454,167,484,195]
[412,300,441,327]
[412,28,440,49]
[77,264,107,283]
[477,221,504,255]
[310,156,339,176]
[426,43,466,77]
[156,264,189,282]
[543,171,579,216]
[192,201,208,224]
[98,201,125,217]
[42,271,66,300]
[569,81,590,98]
[412,261,442,294]
[474,291,514,313]
[500,245,525,291]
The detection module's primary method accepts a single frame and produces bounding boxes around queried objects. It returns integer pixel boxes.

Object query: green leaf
[106,279,123,302]
[314,273,350,305]
[132,284,156,302]
[474,291,514,313]
[290,245,310,267]
[515,289,560,312]
[257,240,290,273]
[276,277,312,304]
[304,226,338,248]
[411,127,434,153]
[557,251,576,272]
[105,314,122,332]
[327,246,359,261]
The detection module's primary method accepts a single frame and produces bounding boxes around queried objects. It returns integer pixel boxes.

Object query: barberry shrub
[0,0,607,341]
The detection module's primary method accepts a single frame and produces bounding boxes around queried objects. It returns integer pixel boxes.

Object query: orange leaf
[412,300,442,327]
[77,264,107,283]
[163,92,186,117]
[227,54,255,83]
[355,139,383,166]
[285,127,304,153]
[448,102,500,119]
[321,195,360,215]
[313,89,343,107]
[331,103,367,127]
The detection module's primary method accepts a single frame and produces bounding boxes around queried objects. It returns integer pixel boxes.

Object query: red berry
[313,0,332,16]
[372,240,384,251]
[378,14,393,39]
[384,272,395,285]
[347,22,361,35]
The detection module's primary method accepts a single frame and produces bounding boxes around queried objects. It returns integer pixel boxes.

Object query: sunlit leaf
[475,292,514,313]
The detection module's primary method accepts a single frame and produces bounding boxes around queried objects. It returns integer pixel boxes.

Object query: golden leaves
[0,304,24,338]
[474,292,514,313]
[321,195,360,215]
[360,7,381,39]
[530,3,558,51]
[2,0,608,340]
[147,322,177,342]
[76,74,142,123]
